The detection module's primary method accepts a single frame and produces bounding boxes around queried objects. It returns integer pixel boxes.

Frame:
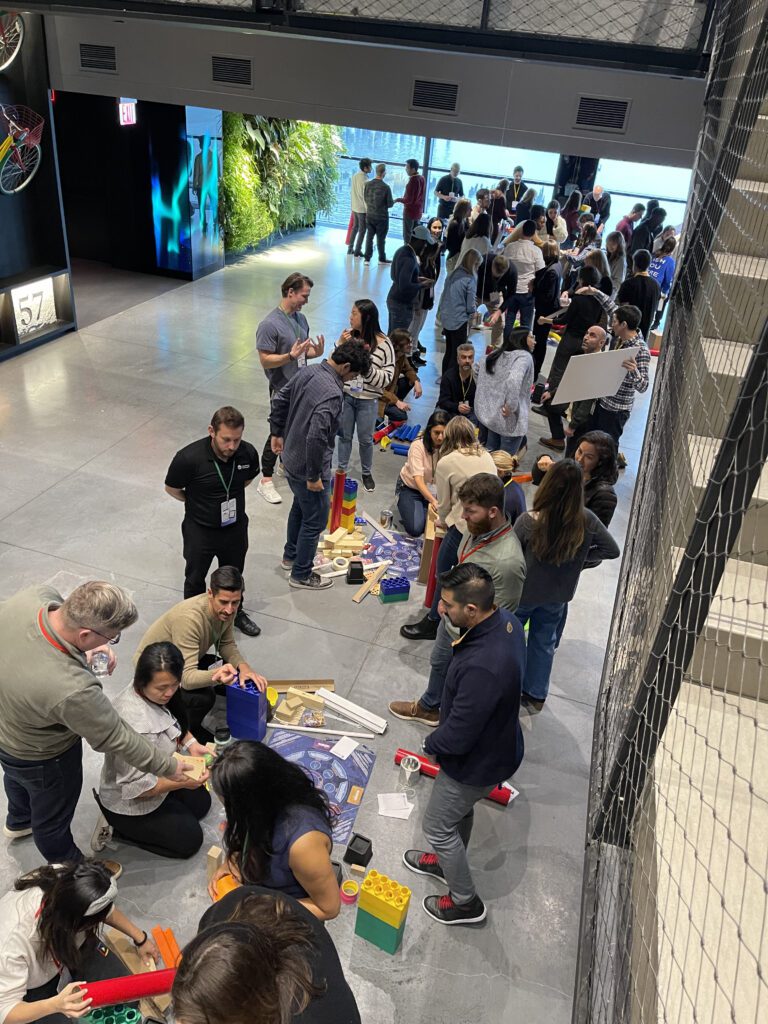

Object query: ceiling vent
[411,79,459,115]
[79,43,117,73]
[212,55,253,88]
[574,95,630,134]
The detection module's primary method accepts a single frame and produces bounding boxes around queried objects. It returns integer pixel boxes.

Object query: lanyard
[37,608,77,659]
[512,182,521,201]
[213,458,236,499]
[279,308,303,342]
[459,373,471,400]
[459,524,512,563]
[213,622,224,656]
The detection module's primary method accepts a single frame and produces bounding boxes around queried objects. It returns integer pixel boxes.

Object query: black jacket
[533,262,563,317]
[532,461,617,528]
[437,365,476,416]
[387,245,421,305]
[477,254,517,306]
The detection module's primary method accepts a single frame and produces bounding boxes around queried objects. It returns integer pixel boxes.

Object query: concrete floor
[0,227,651,1023]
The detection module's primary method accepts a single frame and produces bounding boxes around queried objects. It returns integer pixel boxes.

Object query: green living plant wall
[221,112,342,253]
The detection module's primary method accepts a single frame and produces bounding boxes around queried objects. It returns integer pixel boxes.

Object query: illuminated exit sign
[118,98,137,126]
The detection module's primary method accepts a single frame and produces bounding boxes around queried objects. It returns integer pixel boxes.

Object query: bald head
[582,325,607,353]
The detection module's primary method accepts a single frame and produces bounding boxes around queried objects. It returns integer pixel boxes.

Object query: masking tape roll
[333,557,349,570]
[340,880,359,905]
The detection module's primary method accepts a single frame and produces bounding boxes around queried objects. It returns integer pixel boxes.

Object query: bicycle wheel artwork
[0,104,44,195]
[0,141,40,194]
[0,11,25,72]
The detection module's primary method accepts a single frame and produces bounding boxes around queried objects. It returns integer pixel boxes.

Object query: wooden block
[284,695,304,711]
[102,927,170,1015]
[176,754,207,781]
[289,687,324,711]
[207,845,224,883]
[275,701,298,722]
[418,507,438,585]
[362,511,396,544]
[352,561,392,604]
[324,528,347,545]
[350,863,366,875]
[270,679,335,693]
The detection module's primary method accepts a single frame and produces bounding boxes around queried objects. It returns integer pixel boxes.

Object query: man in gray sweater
[0,581,192,866]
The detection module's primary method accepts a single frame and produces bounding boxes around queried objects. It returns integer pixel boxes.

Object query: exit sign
[118,98,137,126]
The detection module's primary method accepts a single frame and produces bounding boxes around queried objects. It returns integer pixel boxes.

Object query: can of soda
[380,508,393,529]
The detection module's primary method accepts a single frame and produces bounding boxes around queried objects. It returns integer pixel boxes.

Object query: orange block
[213,872,240,901]
[164,927,182,966]
[151,925,174,968]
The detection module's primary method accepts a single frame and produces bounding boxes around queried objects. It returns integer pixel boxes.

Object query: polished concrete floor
[0,227,651,1023]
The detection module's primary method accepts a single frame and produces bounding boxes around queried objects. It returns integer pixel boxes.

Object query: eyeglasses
[86,628,121,646]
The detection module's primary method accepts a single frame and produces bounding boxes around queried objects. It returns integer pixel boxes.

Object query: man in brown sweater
[135,566,267,742]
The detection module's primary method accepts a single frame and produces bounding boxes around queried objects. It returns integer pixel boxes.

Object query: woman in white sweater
[395,410,449,537]
[475,328,535,455]
[400,416,497,641]
[335,299,395,492]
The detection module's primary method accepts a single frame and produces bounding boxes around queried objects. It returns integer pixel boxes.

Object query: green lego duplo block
[354,906,406,954]
[84,1005,140,1024]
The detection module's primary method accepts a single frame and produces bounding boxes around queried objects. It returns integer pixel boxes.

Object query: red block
[82,968,177,1008]
[394,749,514,806]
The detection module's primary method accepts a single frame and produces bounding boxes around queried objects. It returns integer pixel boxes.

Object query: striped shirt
[598,331,650,412]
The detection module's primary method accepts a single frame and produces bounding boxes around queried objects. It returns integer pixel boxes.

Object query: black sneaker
[521,693,545,714]
[423,892,486,925]
[379,258,392,265]
[531,405,548,417]
[289,572,333,591]
[235,609,261,637]
[403,850,447,884]
[362,474,376,492]
[400,614,438,641]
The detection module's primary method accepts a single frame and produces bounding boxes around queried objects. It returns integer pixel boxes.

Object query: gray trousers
[422,769,493,904]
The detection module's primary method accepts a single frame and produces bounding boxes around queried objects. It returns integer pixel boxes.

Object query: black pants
[589,404,630,444]
[545,401,567,441]
[532,318,552,381]
[348,211,366,254]
[26,939,131,1024]
[182,516,248,598]
[99,787,211,859]
[442,323,468,375]
[364,216,388,261]
[0,739,83,862]
[261,383,277,479]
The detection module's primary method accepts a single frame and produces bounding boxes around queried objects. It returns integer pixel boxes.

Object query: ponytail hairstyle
[17,862,115,973]
[485,328,531,375]
[530,459,586,564]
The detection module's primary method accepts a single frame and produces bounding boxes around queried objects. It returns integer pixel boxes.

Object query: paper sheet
[377,792,414,820]
[329,736,359,760]
[552,346,640,406]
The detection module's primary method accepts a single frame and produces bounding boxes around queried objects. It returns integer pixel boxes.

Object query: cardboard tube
[82,969,177,1008]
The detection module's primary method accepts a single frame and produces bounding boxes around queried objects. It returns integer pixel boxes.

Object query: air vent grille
[574,95,630,133]
[411,79,459,114]
[212,55,253,88]
[79,43,117,73]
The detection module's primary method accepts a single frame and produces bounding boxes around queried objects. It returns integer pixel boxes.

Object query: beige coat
[435,447,498,533]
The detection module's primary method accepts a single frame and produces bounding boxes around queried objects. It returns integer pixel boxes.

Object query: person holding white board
[587,304,650,445]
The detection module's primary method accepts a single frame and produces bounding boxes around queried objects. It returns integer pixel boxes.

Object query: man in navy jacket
[403,563,525,925]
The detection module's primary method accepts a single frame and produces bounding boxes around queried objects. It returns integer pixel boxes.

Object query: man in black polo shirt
[434,163,464,221]
[165,406,261,636]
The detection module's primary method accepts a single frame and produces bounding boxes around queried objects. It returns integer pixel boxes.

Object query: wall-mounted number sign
[11,276,57,338]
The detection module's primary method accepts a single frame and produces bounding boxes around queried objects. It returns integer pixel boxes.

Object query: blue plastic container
[226,680,267,741]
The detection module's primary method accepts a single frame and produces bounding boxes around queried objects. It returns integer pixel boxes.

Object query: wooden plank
[362,511,396,544]
[352,561,391,604]
[269,679,335,693]
[176,754,206,781]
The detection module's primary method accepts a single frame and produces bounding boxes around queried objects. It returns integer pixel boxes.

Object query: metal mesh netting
[573,0,768,1021]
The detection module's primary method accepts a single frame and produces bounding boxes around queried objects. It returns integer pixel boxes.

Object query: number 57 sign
[11,276,57,338]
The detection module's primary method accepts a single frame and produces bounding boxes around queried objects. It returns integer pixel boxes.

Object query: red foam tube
[373,422,400,443]
[329,469,346,532]
[82,969,177,1007]
[394,749,512,806]
[423,534,443,609]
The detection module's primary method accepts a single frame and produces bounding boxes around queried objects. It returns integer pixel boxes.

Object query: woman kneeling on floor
[207,741,341,922]
[95,642,211,858]
[0,862,158,1024]
[395,410,450,537]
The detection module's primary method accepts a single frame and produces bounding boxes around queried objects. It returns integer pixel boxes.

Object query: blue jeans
[0,739,84,862]
[484,429,524,455]
[515,602,568,701]
[336,394,379,475]
[429,525,462,620]
[387,298,415,334]
[284,472,331,581]
[420,618,453,710]
[505,293,535,332]
[396,480,429,537]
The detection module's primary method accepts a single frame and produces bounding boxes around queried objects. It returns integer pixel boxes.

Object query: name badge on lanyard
[214,459,237,527]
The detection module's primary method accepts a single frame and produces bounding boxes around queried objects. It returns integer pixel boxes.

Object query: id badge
[221,498,237,526]
[349,376,364,396]
[211,658,223,671]
[510,201,518,211]
[298,348,307,368]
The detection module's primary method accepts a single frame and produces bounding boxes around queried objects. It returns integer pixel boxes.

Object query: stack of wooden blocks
[274,687,325,726]
[355,870,411,954]
[322,526,367,559]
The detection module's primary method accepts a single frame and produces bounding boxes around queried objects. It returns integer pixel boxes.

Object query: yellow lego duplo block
[359,870,411,929]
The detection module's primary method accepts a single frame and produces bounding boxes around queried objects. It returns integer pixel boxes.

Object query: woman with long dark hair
[336,299,395,492]
[561,189,583,245]
[409,218,444,354]
[444,198,471,276]
[475,328,535,455]
[176,889,361,1024]
[395,409,450,536]
[207,741,340,921]
[531,239,563,380]
[514,459,620,708]
[604,230,627,296]
[95,642,211,859]
[0,862,158,1024]
[533,430,619,527]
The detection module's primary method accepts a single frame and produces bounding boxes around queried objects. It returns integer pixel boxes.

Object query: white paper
[377,792,414,820]
[329,736,359,760]
[552,346,640,406]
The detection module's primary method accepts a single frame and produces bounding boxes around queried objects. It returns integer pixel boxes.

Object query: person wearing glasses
[0,581,195,870]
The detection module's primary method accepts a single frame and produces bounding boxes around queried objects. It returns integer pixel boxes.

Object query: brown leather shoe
[539,437,565,451]
[388,699,439,727]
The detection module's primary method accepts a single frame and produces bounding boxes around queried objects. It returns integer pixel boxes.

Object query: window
[595,157,692,236]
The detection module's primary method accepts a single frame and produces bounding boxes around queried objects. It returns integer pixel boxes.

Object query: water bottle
[214,727,232,756]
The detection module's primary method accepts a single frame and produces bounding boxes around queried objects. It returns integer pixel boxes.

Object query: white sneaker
[91,813,113,853]
[3,824,32,839]
[257,479,282,504]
